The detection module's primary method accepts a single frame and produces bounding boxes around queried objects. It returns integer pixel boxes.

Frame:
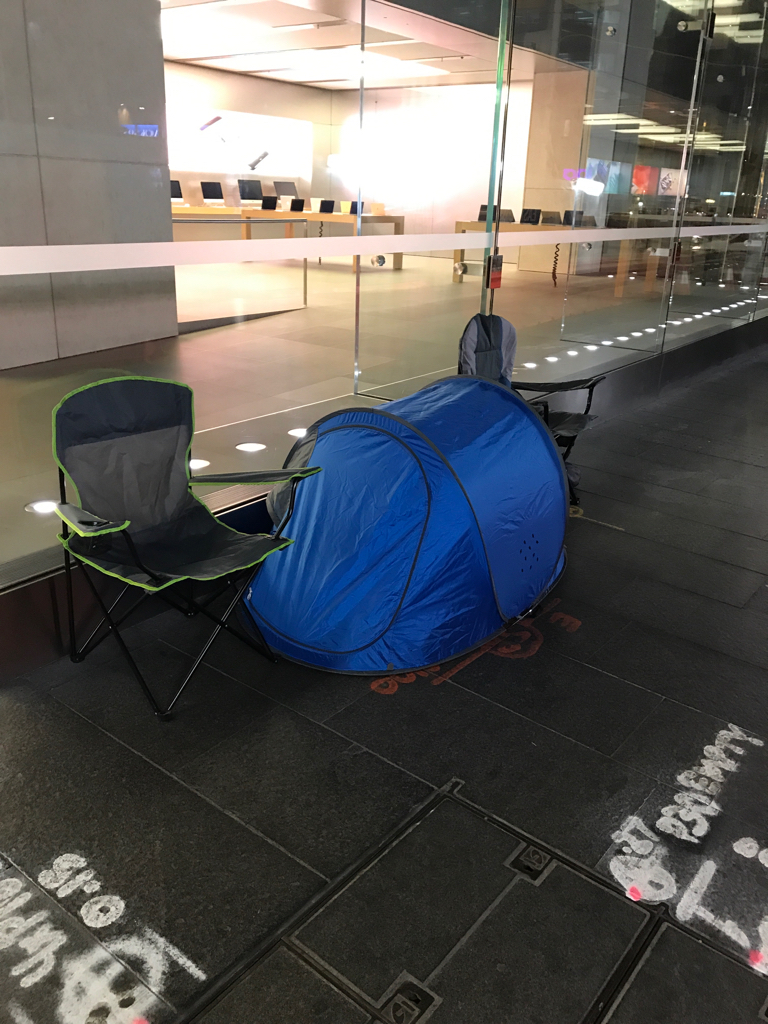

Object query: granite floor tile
[0,689,321,1007]
[451,646,663,755]
[606,578,768,670]
[327,680,656,867]
[605,926,768,1024]
[49,638,278,771]
[533,592,632,659]
[575,465,768,539]
[611,699,768,834]
[201,630,372,725]
[178,705,432,877]
[572,447,714,496]
[588,621,768,732]
[197,946,368,1024]
[431,864,646,1024]
[576,490,768,572]
[296,800,520,1002]
[565,518,765,606]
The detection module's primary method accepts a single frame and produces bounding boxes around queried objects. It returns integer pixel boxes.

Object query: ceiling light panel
[420,56,496,72]
[162,5,405,61]
[365,41,463,60]
[252,46,449,84]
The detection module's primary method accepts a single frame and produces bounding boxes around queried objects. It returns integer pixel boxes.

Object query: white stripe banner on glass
[0,224,764,276]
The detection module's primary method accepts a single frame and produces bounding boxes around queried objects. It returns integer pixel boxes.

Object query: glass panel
[664,0,768,337]
[355,0,507,398]
[552,0,710,374]
[172,214,307,327]
[757,235,768,316]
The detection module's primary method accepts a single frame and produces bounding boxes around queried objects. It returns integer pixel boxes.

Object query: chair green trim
[59,533,293,593]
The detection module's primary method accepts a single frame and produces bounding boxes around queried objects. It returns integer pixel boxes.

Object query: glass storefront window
[1,0,767,585]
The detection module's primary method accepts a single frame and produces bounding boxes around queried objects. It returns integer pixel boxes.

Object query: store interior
[2,0,768,584]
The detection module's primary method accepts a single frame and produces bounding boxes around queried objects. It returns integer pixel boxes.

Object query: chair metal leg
[64,557,275,720]
[63,548,80,662]
[158,583,277,664]
[162,573,263,716]
[77,584,147,660]
[78,562,167,718]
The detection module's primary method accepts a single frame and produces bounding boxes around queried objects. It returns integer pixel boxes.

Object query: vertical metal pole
[480,0,512,313]
[660,4,713,335]
[59,468,78,659]
[489,0,517,316]
[353,0,365,394]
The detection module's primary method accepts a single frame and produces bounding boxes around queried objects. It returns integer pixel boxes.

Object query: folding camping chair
[53,376,320,719]
[458,313,517,387]
[457,314,604,505]
[513,376,605,505]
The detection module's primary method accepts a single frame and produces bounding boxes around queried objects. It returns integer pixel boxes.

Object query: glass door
[353,0,512,399]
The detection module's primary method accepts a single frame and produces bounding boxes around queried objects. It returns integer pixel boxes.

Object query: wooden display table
[173,206,405,271]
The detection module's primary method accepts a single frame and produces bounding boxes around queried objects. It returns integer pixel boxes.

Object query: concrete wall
[0,0,177,370]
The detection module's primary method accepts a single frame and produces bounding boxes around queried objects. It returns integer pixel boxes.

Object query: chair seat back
[54,377,198,533]
[458,313,517,386]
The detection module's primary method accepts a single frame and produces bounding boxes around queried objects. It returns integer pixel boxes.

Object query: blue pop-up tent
[244,376,568,673]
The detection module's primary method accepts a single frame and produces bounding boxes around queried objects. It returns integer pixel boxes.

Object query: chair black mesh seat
[513,376,606,504]
[67,508,288,588]
[53,376,319,718]
[55,378,289,588]
[546,410,595,439]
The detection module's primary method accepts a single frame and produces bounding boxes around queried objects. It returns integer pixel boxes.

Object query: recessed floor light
[670,320,682,325]
[631,332,643,337]
[236,442,266,452]
[617,336,630,341]
[25,500,57,514]
[737,301,745,306]
[629,276,636,280]
[288,428,307,438]
[189,459,210,470]
[683,317,693,322]
[567,350,578,356]
[644,328,656,333]
[523,362,537,369]
[602,340,614,346]
[703,311,711,315]
[694,314,702,318]
[585,345,598,351]
[719,283,726,288]
[712,308,721,313]
[608,274,615,278]
[545,356,559,362]
[696,281,703,286]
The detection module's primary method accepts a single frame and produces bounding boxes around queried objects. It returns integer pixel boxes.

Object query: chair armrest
[514,375,606,393]
[189,467,322,486]
[56,503,130,537]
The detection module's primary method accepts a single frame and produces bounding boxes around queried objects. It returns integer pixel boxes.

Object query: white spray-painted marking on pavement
[656,725,762,844]
[7,999,37,1024]
[605,721,768,973]
[57,946,159,1024]
[734,838,760,858]
[2,852,207,1024]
